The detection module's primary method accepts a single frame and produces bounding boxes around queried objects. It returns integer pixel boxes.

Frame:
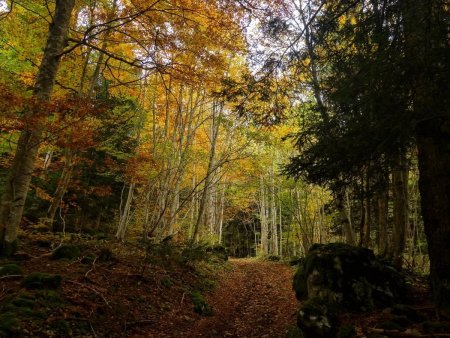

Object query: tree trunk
[392,152,409,268]
[402,0,450,307]
[0,0,75,252]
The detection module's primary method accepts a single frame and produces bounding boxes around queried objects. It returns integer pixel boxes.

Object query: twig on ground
[66,280,111,308]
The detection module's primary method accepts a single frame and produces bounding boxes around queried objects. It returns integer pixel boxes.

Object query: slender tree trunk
[392,152,409,268]
[0,0,75,252]
[46,150,75,231]
[337,188,356,245]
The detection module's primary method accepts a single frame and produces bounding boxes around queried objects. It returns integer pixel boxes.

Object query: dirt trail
[189,258,298,337]
[134,258,298,338]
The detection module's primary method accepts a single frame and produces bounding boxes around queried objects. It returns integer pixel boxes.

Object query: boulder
[293,243,407,337]
[294,243,405,311]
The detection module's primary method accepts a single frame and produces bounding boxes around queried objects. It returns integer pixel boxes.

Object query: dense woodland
[0,0,449,336]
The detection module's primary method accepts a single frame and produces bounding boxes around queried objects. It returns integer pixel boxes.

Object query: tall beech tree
[0,0,76,252]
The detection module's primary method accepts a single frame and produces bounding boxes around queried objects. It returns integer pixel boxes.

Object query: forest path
[186,258,298,338]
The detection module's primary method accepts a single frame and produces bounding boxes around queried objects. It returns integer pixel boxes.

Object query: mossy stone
[36,290,62,307]
[22,272,62,290]
[11,296,35,309]
[191,291,212,316]
[378,321,404,331]
[0,264,22,277]
[293,243,406,310]
[98,248,115,262]
[297,297,337,338]
[285,326,305,338]
[0,312,20,336]
[51,245,80,260]
[336,325,357,338]
[392,304,425,322]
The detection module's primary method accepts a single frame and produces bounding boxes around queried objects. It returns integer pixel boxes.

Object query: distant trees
[265,0,449,307]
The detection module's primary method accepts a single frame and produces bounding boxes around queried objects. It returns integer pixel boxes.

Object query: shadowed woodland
[0,0,449,337]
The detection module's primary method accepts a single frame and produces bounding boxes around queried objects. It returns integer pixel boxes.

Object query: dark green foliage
[51,244,81,260]
[22,272,62,290]
[206,244,229,262]
[51,320,72,336]
[297,297,337,338]
[0,264,22,277]
[190,291,212,316]
[293,243,406,310]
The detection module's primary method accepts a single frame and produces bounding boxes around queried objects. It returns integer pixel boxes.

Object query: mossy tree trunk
[0,0,76,252]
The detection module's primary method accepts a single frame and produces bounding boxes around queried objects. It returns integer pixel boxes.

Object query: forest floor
[1,232,449,337]
[133,258,298,338]
[0,232,298,337]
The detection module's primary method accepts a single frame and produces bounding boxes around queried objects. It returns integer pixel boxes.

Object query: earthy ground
[133,258,298,338]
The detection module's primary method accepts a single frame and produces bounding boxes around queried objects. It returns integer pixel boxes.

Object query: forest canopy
[0,0,449,311]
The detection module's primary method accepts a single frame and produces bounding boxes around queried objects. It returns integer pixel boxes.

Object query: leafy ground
[1,232,448,337]
[0,232,298,337]
[133,258,298,337]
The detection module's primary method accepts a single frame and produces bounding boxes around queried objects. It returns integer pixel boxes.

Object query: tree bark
[392,152,409,268]
[403,0,450,307]
[0,0,75,251]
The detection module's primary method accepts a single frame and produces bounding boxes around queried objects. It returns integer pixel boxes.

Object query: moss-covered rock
[190,291,212,316]
[293,243,406,311]
[35,290,62,307]
[0,264,22,277]
[51,245,81,260]
[285,326,305,338]
[297,297,337,338]
[0,312,20,336]
[391,304,425,322]
[98,248,115,262]
[336,325,357,338]
[22,272,62,290]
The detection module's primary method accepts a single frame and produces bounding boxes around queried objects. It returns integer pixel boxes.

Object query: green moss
[337,325,357,338]
[161,277,173,288]
[0,312,20,336]
[297,297,337,338]
[0,264,22,277]
[190,291,212,316]
[35,290,62,307]
[22,272,62,290]
[51,245,80,260]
